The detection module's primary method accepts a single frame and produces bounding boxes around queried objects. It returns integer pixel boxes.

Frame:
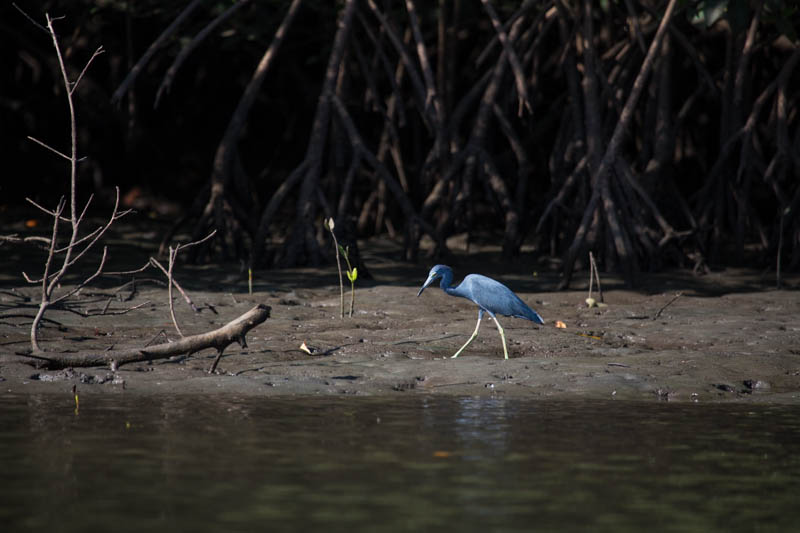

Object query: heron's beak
[417,273,437,296]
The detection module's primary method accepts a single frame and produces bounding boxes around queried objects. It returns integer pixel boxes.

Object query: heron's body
[417,265,544,359]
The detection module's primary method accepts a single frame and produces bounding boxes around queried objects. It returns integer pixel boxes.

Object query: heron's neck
[438,271,454,290]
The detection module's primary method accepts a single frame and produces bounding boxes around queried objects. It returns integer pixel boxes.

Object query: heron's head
[417,265,452,296]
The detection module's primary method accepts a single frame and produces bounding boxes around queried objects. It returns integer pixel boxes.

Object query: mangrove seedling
[324,218,345,318]
[340,244,357,318]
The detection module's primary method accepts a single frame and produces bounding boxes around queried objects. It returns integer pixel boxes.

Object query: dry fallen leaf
[432,451,453,458]
[299,342,313,355]
[555,320,567,329]
[25,219,38,228]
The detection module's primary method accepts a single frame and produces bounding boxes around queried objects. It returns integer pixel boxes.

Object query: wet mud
[2,233,799,403]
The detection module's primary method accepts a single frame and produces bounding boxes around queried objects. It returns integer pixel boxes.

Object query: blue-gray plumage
[417,265,544,359]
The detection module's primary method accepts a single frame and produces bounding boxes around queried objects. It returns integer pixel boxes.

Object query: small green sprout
[339,245,357,317]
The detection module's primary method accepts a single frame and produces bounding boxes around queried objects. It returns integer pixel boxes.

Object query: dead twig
[0,234,52,247]
[588,251,603,303]
[653,292,682,320]
[159,230,217,336]
[55,300,151,317]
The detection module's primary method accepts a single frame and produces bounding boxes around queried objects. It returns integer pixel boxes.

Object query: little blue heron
[417,265,544,359]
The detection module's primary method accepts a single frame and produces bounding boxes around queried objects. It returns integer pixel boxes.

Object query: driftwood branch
[10,304,271,370]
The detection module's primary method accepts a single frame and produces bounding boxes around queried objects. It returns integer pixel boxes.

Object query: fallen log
[10,304,271,372]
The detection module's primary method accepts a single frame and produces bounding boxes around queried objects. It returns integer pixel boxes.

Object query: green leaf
[347,268,358,282]
[688,0,727,27]
[338,244,347,256]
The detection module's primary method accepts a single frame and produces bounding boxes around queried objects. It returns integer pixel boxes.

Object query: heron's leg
[452,309,483,358]
[488,314,509,359]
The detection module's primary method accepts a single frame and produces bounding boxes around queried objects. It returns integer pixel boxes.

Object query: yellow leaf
[555,320,567,329]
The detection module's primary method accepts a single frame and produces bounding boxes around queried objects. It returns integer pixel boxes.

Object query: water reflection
[1,394,799,532]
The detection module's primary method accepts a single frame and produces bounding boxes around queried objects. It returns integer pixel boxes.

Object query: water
[1,394,799,532]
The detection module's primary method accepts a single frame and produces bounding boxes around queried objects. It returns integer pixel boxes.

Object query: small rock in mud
[743,379,770,390]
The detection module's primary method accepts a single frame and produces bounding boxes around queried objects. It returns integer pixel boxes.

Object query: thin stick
[167,246,183,337]
[56,300,150,317]
[150,230,216,334]
[590,251,603,303]
[26,136,72,161]
[71,46,105,95]
[0,234,52,246]
[11,3,48,33]
[326,219,345,319]
[653,292,682,320]
[777,207,787,289]
[25,197,71,222]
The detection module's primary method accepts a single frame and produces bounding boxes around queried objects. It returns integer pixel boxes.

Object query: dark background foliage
[2,0,799,286]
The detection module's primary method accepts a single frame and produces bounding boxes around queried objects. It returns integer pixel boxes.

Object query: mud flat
[2,236,798,404]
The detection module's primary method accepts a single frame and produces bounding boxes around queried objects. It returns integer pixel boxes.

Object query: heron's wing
[457,275,544,324]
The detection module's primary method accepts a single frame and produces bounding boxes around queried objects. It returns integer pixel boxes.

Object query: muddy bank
[1,236,799,403]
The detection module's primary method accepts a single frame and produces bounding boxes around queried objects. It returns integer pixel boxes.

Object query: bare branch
[71,46,105,96]
[148,258,200,314]
[26,136,71,161]
[11,3,48,33]
[62,188,131,270]
[111,0,205,105]
[155,0,252,108]
[25,196,70,222]
[1,235,52,247]
[50,246,109,306]
[480,0,531,115]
